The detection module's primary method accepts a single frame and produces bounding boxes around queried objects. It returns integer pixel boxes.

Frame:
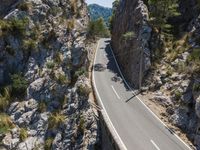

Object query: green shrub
[48,7,61,16]
[77,117,85,135]
[174,90,181,100]
[74,68,87,78]
[0,113,14,134]
[46,61,55,69]
[188,48,200,62]
[59,95,68,107]
[41,29,57,47]
[57,74,68,84]
[166,66,173,76]
[44,137,54,150]
[177,62,187,73]
[11,73,28,97]
[22,39,37,52]
[48,113,66,129]
[77,84,91,96]
[0,87,11,111]
[17,2,32,11]
[67,19,75,32]
[193,83,200,92]
[54,52,62,64]
[38,101,47,113]
[122,31,135,41]
[19,128,28,141]
[0,18,28,36]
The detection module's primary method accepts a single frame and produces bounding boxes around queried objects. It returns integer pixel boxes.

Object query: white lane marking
[151,140,161,150]
[111,85,121,99]
[93,39,128,150]
[109,44,192,150]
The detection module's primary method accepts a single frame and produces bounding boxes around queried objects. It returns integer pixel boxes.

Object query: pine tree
[87,17,109,39]
[148,0,180,35]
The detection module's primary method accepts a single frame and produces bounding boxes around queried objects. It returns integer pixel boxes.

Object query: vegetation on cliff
[0,0,99,149]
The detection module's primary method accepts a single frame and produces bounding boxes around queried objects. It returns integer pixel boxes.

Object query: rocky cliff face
[111,0,152,88]
[0,0,98,149]
[0,0,19,18]
[112,0,200,149]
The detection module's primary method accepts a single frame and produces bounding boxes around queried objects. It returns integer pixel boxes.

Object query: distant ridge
[88,4,112,26]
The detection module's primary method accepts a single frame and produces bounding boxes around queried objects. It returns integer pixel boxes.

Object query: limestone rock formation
[111,0,200,149]
[0,0,99,149]
[111,0,152,88]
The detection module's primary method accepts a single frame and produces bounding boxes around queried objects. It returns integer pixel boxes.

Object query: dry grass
[0,113,15,134]
[19,128,28,141]
[48,113,66,129]
[0,87,11,111]
[66,19,75,31]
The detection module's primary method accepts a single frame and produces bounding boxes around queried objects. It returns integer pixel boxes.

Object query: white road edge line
[108,44,192,150]
[111,85,121,99]
[151,140,161,150]
[93,39,128,150]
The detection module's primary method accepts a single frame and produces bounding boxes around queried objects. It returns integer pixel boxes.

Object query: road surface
[93,38,192,150]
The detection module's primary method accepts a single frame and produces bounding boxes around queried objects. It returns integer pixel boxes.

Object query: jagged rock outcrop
[0,0,19,18]
[111,0,151,88]
[112,0,200,149]
[0,0,99,149]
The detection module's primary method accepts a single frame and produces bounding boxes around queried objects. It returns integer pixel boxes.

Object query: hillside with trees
[88,4,112,26]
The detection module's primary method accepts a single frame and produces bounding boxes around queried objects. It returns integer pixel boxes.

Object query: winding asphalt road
[93,38,192,150]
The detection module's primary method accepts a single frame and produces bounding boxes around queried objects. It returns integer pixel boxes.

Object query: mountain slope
[111,0,200,149]
[88,4,112,26]
[0,0,99,149]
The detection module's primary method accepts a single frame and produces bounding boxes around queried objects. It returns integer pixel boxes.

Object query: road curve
[93,38,192,150]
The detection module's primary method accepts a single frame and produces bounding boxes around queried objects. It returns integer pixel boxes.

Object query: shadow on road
[94,63,106,72]
[166,127,175,135]
[125,95,135,103]
[103,40,132,92]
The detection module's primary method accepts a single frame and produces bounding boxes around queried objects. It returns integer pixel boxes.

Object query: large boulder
[170,107,189,130]
[27,78,46,100]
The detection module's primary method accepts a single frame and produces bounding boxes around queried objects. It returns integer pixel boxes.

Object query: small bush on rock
[57,74,68,85]
[0,113,14,134]
[77,84,91,96]
[38,101,47,113]
[67,19,75,32]
[193,83,200,92]
[44,137,54,150]
[17,2,32,11]
[77,117,85,135]
[11,73,28,97]
[46,61,55,69]
[0,87,11,111]
[122,31,135,41]
[74,68,87,79]
[19,128,28,141]
[174,90,181,101]
[0,18,28,36]
[22,39,37,52]
[48,113,66,129]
